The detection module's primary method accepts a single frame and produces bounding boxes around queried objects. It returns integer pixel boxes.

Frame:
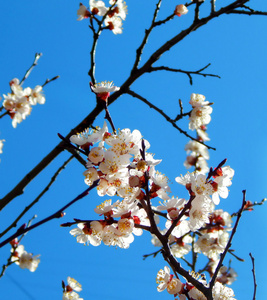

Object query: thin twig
[165,195,195,239]
[208,190,247,297]
[0,215,37,278]
[211,0,216,14]
[104,103,116,133]
[20,53,42,86]
[42,75,60,87]
[0,180,99,249]
[228,9,267,15]
[249,252,257,300]
[131,0,163,73]
[0,155,74,239]
[88,1,117,83]
[148,63,220,85]
[127,89,215,150]
[0,111,9,119]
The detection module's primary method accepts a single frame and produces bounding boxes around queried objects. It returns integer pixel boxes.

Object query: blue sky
[0,0,267,299]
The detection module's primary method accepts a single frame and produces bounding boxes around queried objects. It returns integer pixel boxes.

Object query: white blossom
[11,244,40,272]
[63,277,83,300]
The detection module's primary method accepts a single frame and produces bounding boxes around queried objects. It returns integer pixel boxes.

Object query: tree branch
[1,0,257,211]
[147,63,220,85]
[0,180,99,249]
[126,89,215,150]
[249,252,257,300]
[208,190,247,297]
[131,0,162,73]
[0,103,104,211]
[0,155,74,238]
[20,53,42,86]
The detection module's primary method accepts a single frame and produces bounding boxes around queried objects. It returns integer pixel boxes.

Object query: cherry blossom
[2,78,46,128]
[69,221,103,246]
[11,244,40,272]
[77,3,91,20]
[62,277,83,300]
[156,266,183,294]
[90,0,108,16]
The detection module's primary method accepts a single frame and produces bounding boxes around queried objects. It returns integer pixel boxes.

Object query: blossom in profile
[174,5,188,16]
[91,80,120,93]
[62,277,83,300]
[77,3,91,20]
[91,81,120,101]
[70,121,108,148]
[10,244,40,272]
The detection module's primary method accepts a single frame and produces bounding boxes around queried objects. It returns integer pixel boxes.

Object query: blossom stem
[0,111,9,119]
[104,105,116,133]
[211,0,216,14]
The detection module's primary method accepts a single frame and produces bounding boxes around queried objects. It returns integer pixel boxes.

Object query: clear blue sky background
[0,1,267,299]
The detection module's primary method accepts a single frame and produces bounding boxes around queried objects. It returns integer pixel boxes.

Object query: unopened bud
[174,5,188,17]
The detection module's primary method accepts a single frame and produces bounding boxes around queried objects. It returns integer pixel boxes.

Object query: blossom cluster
[62,277,83,300]
[184,93,212,173]
[70,198,150,249]
[2,78,45,128]
[65,82,236,297]
[77,0,128,34]
[189,93,212,131]
[151,167,235,265]
[68,118,168,248]
[156,266,236,299]
[10,239,40,272]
